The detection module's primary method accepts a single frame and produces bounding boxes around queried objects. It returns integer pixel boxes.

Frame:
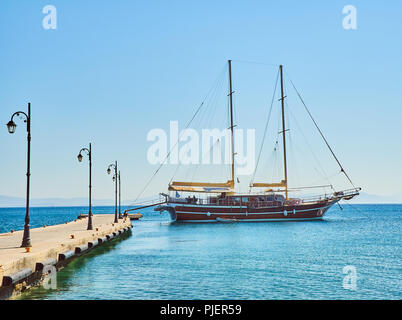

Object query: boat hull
[161,200,337,223]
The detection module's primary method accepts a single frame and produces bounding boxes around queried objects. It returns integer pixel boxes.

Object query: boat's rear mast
[279,65,288,200]
[228,60,235,189]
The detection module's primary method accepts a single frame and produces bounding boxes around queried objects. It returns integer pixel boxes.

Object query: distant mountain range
[348,192,402,204]
[0,192,401,207]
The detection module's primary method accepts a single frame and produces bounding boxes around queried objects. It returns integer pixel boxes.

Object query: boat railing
[300,188,360,203]
[170,197,210,205]
[168,188,360,206]
[169,197,280,207]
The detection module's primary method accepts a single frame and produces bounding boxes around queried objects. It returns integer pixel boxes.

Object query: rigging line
[191,69,223,134]
[287,121,300,189]
[266,104,281,187]
[249,140,278,194]
[225,97,231,179]
[340,201,373,218]
[287,184,333,190]
[233,94,238,134]
[169,67,227,184]
[271,139,279,183]
[232,59,280,68]
[286,100,330,185]
[200,68,227,129]
[133,100,204,204]
[228,69,238,170]
[275,91,282,182]
[257,138,278,191]
[288,76,356,188]
[129,197,162,206]
[250,68,280,186]
[205,71,226,130]
[283,83,301,188]
[267,141,278,181]
[130,64,227,206]
[308,170,340,188]
[189,138,221,182]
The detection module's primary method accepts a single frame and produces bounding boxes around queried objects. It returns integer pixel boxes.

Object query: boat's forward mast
[228,60,236,190]
[279,65,288,200]
[250,64,289,199]
[168,60,236,194]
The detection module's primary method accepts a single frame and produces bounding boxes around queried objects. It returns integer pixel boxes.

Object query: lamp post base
[87,212,93,230]
[20,226,32,248]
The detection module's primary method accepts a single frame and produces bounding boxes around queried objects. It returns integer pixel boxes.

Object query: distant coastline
[1,192,401,207]
[0,195,131,208]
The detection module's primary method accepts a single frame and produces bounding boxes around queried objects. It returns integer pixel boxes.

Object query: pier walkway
[0,214,131,296]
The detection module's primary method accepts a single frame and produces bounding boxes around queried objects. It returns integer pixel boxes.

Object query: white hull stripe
[172,204,247,209]
[174,204,332,215]
[176,217,324,223]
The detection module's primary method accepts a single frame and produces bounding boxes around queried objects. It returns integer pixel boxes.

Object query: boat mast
[228,60,235,187]
[279,65,288,200]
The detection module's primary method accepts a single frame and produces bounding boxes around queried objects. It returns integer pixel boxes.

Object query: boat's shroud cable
[249,68,280,192]
[129,64,227,207]
[288,77,357,189]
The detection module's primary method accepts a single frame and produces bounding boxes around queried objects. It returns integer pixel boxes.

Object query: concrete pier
[0,214,132,299]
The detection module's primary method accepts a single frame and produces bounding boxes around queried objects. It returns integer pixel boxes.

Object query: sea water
[0,204,400,300]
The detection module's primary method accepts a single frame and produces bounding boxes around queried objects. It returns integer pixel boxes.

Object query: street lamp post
[6,102,32,248]
[107,161,118,223]
[77,143,93,230]
[118,170,122,219]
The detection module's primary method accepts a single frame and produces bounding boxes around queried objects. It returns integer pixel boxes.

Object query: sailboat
[151,60,361,222]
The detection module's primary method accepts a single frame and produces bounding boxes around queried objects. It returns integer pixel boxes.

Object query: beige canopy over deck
[169,180,234,194]
[250,180,287,193]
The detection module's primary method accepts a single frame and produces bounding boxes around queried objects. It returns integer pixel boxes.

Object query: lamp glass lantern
[77,153,83,162]
[6,120,17,134]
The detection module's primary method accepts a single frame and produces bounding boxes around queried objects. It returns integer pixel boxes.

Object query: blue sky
[0,0,401,202]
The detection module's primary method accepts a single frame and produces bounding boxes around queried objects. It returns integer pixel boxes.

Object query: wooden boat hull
[160,200,337,223]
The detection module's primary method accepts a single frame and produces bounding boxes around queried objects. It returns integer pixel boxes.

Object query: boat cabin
[169,192,294,207]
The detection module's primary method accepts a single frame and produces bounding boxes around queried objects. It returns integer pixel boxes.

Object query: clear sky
[0,0,401,203]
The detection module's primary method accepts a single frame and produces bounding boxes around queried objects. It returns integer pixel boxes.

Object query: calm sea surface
[0,204,400,300]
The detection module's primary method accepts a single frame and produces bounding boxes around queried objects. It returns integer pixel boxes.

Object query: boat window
[275,195,285,201]
[266,196,274,201]
[242,197,248,203]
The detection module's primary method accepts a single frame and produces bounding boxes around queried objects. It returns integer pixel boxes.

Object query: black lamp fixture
[6,103,32,248]
[107,161,118,223]
[6,120,17,134]
[77,143,93,230]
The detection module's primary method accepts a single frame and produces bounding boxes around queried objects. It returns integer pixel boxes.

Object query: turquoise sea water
[0,204,400,300]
